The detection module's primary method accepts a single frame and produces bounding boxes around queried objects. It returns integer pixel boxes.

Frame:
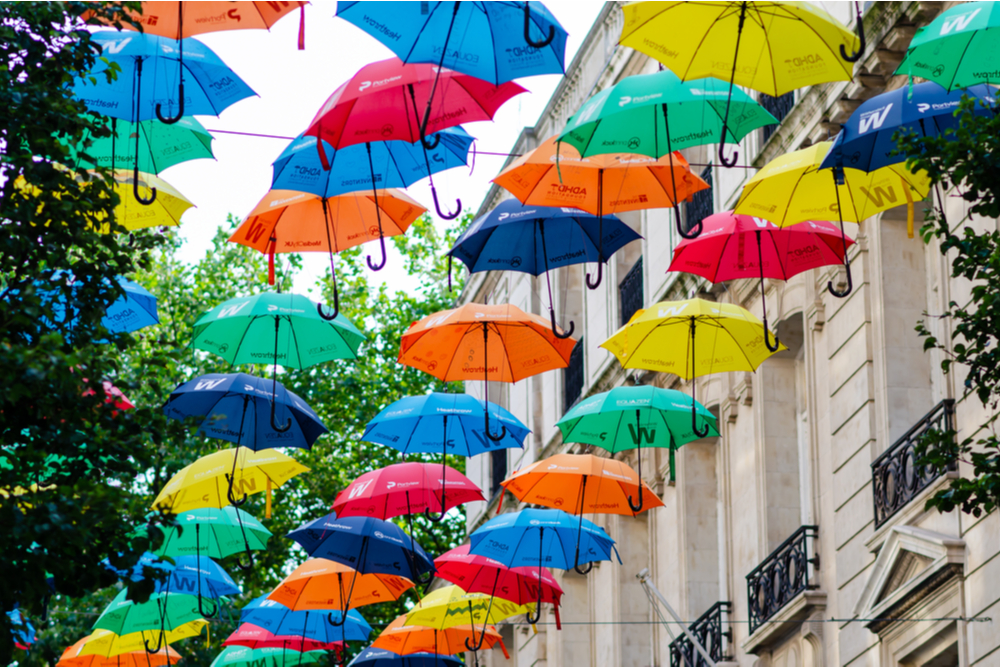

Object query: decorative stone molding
[742,590,828,656]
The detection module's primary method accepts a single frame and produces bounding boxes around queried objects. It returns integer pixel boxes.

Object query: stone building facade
[458,3,1000,666]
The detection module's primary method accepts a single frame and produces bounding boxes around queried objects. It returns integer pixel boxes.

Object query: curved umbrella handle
[431,185,461,220]
[573,531,594,574]
[420,131,441,151]
[327,611,347,627]
[525,600,542,625]
[198,595,219,619]
[465,634,487,653]
[425,437,449,523]
[627,424,644,513]
[764,321,780,352]
[155,82,184,125]
[549,308,575,340]
[423,506,446,522]
[366,234,387,272]
[676,215,703,240]
[827,259,854,298]
[692,406,710,439]
[717,140,738,169]
[133,165,157,206]
[317,298,339,321]
[840,1,866,63]
[523,1,555,48]
[225,473,248,507]
[235,546,254,571]
[270,400,292,432]
[144,632,164,654]
[485,410,507,442]
[585,262,603,290]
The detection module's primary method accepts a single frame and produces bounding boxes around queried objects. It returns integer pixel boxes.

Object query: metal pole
[636,568,717,667]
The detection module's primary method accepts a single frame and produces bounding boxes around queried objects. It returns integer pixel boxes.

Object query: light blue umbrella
[239,595,372,643]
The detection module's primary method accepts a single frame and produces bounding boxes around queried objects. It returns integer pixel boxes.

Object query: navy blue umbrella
[164,373,327,505]
[349,648,462,667]
[448,199,641,335]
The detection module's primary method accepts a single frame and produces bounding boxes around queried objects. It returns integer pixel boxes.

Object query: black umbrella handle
[627,410,645,513]
[155,82,184,125]
[549,308,575,339]
[156,8,185,124]
[756,231,780,352]
[526,527,544,624]
[827,167,854,299]
[424,431,448,523]
[573,476,594,574]
[328,574,349,626]
[676,216,704,240]
[198,595,218,618]
[690,319,711,438]
[270,398,293,432]
[840,1,866,63]
[539,221,574,338]
[585,261,603,290]
[131,58,156,205]
[143,631,164,654]
[523,1,555,48]
[319,200,341,320]
[717,2,747,170]
[270,322,293,432]
[365,143,388,272]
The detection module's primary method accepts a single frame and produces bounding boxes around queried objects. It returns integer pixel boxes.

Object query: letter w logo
[627,423,656,445]
[860,185,898,207]
[216,301,250,318]
[347,479,373,500]
[194,378,227,391]
[657,303,689,318]
[940,7,980,34]
[103,38,133,54]
[172,576,197,593]
[858,104,893,133]
[242,221,269,245]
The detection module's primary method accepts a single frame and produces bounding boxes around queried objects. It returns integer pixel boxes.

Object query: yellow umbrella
[733,141,930,296]
[152,448,309,515]
[108,169,194,231]
[601,298,784,434]
[77,620,207,657]
[404,585,533,630]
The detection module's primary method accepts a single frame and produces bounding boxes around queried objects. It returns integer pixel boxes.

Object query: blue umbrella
[164,373,327,505]
[336,2,565,148]
[448,199,641,335]
[271,128,475,219]
[71,31,254,204]
[28,273,159,337]
[7,607,35,650]
[349,648,463,667]
[105,553,240,618]
[468,508,619,621]
[240,595,372,644]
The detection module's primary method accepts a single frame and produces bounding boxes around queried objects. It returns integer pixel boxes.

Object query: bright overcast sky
[156,0,607,296]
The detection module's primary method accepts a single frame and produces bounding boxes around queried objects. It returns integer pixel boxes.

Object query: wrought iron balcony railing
[746,525,819,635]
[563,337,584,413]
[759,92,795,144]
[669,602,732,667]
[619,257,644,327]
[872,399,956,528]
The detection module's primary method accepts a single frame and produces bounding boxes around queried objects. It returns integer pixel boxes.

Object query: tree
[897,98,1000,518]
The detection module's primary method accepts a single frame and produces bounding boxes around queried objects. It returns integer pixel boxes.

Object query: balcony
[563,337,584,413]
[684,166,713,236]
[619,257,644,327]
[746,525,819,635]
[872,399,956,529]
[759,92,795,144]
[669,602,732,667]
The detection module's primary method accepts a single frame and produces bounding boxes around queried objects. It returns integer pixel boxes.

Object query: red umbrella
[223,623,344,653]
[668,211,854,351]
[332,463,485,532]
[434,544,564,640]
[81,379,134,413]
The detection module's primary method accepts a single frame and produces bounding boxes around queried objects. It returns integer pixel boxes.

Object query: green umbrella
[211,647,327,667]
[93,589,203,648]
[896,1,1000,91]
[556,385,720,511]
[557,69,776,238]
[153,507,272,560]
[67,116,215,173]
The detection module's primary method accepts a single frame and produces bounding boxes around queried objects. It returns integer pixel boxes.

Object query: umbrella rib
[769,229,791,280]
[678,3,732,82]
[749,2,780,97]
[482,4,501,86]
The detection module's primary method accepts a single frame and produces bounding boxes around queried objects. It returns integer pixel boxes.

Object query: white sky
[157,0,607,296]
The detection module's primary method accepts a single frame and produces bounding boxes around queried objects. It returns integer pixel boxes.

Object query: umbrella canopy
[74,622,206,658]
[447,198,641,310]
[59,644,179,667]
[361,393,528,458]
[66,116,214,174]
[7,608,34,650]
[107,170,194,230]
[493,136,709,215]
[331,462,485,525]
[94,2,305,41]
[35,274,159,336]
[107,553,239,598]
[348,648,463,667]
[152,447,310,515]
[87,380,135,412]
[336,2,567,85]
[268,558,415,612]
[404,585,533,629]
[92,589,203,638]
[223,623,343,652]
[211,647,326,667]
[372,616,508,658]
[153,507,272,560]
[733,141,930,297]
[895,1,1000,90]
[239,596,372,644]
[668,211,854,348]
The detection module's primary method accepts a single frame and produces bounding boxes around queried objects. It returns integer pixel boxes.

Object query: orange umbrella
[500,453,663,573]
[399,303,576,440]
[229,188,426,317]
[494,136,708,216]
[268,558,415,616]
[58,641,180,667]
[372,615,509,658]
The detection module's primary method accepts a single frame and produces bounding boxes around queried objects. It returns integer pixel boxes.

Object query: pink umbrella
[669,211,854,351]
[223,623,344,654]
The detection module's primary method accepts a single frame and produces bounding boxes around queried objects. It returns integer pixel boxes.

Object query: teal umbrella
[211,646,327,667]
[153,507,272,560]
[67,116,214,174]
[92,589,203,652]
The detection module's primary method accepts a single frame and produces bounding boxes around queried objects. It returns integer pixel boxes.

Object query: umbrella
[404,586,533,657]
[163,373,326,505]
[500,454,664,560]
[270,128,474,219]
[733,141,930,297]
[191,293,364,428]
[74,622,206,658]
[7,607,34,650]
[29,273,159,336]
[59,641,180,667]
[224,623,343,653]
[286,514,436,596]
[66,116,214,174]
[152,447,309,521]
[84,380,135,413]
[895,1,1000,91]
[107,553,240,618]
[619,0,860,166]
[557,68,776,187]
[600,298,783,435]
[71,31,254,204]
[228,188,426,316]
[469,508,619,622]
[211,647,326,667]
[92,590,203,652]
[348,648,463,667]
[153,507,272,561]
[668,212,855,349]
[447,198,641,314]
[239,596,372,644]
[398,303,577,440]
[371,616,508,659]
[332,462,485,528]
[268,558,414,613]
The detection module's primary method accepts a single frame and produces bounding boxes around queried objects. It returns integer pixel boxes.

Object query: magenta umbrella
[669,211,854,351]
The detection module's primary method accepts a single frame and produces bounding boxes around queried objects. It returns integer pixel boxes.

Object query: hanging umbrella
[92,590,203,653]
[228,188,426,316]
[239,596,372,644]
[600,298,782,435]
[212,647,326,667]
[74,622,206,658]
[557,68,776,189]
[448,198,641,311]
[271,128,474,219]
[153,507,272,561]
[398,303,577,441]
[7,607,34,651]
[84,380,135,413]
[668,212,854,349]
[286,514,436,602]
[66,116,214,174]
[372,616,508,658]
[224,623,343,653]
[332,462,485,528]
[733,141,930,297]
[268,558,415,613]
[500,453,664,562]
[895,1,1000,90]
[348,648,463,667]
[34,274,159,336]
[59,641,180,667]
[620,0,861,166]
[107,553,240,618]
[71,31,254,204]
[468,508,619,622]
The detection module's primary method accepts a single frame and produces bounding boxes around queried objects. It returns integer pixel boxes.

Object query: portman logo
[358,75,403,92]
[618,92,662,107]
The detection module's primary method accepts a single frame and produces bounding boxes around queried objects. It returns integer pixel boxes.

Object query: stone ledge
[742,590,828,655]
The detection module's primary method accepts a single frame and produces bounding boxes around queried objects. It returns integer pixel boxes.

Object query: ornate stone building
[458,3,999,666]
